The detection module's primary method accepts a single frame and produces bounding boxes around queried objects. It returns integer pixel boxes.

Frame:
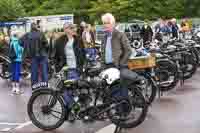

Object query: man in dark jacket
[101,14,131,68]
[140,20,153,45]
[21,23,49,88]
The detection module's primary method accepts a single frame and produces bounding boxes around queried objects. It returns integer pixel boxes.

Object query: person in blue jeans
[21,23,49,89]
[9,33,24,94]
[31,56,48,86]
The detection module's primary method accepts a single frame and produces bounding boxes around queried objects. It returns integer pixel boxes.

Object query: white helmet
[197,32,200,38]
[100,68,120,85]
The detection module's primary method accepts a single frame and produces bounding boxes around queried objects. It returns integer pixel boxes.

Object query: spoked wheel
[108,85,148,129]
[0,55,11,79]
[27,89,66,131]
[107,97,132,128]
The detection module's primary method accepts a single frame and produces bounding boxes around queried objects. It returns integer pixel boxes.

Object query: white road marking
[14,121,32,130]
[96,124,116,133]
[0,123,22,126]
[0,121,32,131]
[1,128,11,132]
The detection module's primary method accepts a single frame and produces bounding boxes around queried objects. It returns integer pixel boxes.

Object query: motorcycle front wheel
[27,89,66,131]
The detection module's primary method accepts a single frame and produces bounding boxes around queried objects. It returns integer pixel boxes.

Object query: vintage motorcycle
[27,65,148,130]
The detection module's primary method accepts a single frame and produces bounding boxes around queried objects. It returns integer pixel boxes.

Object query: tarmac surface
[0,70,200,133]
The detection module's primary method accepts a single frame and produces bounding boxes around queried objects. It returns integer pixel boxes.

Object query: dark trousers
[63,90,74,109]
[31,56,48,86]
[11,62,21,82]
[66,68,80,80]
[84,48,97,62]
[63,68,80,108]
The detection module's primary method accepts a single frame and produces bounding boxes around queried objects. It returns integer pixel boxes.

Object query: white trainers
[15,88,21,95]
[11,87,16,93]
[25,73,31,80]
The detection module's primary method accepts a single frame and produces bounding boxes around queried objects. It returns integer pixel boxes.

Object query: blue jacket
[155,24,171,34]
[10,37,24,62]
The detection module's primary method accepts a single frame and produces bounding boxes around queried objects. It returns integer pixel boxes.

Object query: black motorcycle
[27,66,148,131]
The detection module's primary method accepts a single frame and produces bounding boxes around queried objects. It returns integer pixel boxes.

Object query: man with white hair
[101,13,143,99]
[101,13,131,67]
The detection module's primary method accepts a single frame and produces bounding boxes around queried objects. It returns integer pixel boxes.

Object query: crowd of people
[0,14,103,95]
[140,18,192,44]
[0,14,194,96]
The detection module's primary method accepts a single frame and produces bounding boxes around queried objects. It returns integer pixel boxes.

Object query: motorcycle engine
[75,76,103,109]
[85,76,103,86]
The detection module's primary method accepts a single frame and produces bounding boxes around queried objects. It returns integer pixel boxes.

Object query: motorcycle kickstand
[158,81,163,100]
[114,126,128,133]
[180,71,184,86]
[114,126,122,133]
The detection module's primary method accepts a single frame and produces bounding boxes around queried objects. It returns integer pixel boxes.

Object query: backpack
[9,38,24,60]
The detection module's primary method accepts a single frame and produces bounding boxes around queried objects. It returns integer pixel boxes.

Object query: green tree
[0,0,188,23]
[185,0,200,17]
[88,0,184,22]
[0,0,26,21]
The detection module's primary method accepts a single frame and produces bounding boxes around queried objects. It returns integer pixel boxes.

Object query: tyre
[156,59,179,92]
[189,47,199,66]
[0,55,11,79]
[27,89,66,131]
[137,74,157,104]
[109,85,148,129]
[195,47,200,65]
[181,52,198,80]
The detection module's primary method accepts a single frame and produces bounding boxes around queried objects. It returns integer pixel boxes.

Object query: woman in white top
[54,23,85,80]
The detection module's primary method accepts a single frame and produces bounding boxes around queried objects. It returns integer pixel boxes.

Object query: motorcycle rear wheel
[108,85,148,129]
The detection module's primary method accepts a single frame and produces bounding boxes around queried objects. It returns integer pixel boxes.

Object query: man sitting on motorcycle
[101,13,144,99]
